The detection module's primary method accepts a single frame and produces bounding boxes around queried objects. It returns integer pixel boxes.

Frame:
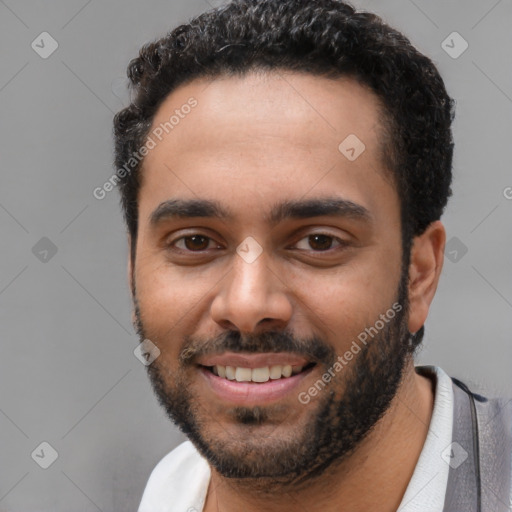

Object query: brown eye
[176,235,211,251]
[308,234,334,251]
[294,233,343,252]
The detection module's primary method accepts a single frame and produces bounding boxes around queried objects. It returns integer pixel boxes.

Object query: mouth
[196,353,318,404]
[201,362,317,382]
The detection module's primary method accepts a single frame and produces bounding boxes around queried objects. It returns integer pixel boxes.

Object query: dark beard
[133,271,412,489]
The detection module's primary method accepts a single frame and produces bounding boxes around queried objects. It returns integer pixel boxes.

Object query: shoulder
[138,440,211,512]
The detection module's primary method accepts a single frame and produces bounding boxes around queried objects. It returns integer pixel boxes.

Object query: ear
[407,220,446,334]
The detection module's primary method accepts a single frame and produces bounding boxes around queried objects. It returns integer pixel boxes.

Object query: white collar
[397,365,454,511]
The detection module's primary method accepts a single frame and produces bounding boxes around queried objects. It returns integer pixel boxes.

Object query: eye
[172,234,219,252]
[293,233,346,252]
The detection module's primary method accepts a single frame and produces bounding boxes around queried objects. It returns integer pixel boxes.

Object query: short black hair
[113,0,455,346]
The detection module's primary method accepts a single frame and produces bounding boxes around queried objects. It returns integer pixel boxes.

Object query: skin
[130,71,446,511]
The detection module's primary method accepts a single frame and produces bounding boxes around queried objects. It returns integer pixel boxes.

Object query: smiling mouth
[201,362,317,383]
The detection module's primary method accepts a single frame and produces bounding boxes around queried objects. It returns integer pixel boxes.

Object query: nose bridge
[231,249,269,299]
[211,246,292,332]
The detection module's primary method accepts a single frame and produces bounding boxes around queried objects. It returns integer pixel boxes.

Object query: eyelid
[290,232,349,251]
[164,228,351,252]
[166,232,223,251]
[162,224,354,249]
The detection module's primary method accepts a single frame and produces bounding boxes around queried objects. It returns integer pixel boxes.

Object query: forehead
[138,70,398,227]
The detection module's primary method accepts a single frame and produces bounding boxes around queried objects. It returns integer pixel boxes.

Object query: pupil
[310,234,332,251]
[185,235,208,250]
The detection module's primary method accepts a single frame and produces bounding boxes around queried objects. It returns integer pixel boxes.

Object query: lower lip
[199,366,315,405]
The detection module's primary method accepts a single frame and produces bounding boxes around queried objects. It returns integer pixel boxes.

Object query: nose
[210,250,293,333]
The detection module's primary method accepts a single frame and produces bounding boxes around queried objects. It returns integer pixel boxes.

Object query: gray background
[0,0,510,510]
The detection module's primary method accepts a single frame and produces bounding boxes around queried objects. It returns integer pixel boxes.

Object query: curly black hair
[113,0,455,346]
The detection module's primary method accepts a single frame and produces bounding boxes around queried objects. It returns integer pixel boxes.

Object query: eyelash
[168,232,348,253]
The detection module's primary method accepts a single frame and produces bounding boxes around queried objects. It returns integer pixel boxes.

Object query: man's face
[132,71,411,483]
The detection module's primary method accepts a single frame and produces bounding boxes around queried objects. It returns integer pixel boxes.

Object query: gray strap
[443,380,512,512]
[476,394,512,511]
[443,380,479,511]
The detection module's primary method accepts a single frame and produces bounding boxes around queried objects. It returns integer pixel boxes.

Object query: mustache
[179,329,335,366]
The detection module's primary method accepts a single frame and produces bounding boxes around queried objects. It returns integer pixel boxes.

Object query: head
[113,0,453,487]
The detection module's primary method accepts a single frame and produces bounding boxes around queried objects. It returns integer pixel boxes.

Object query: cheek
[133,257,218,342]
[291,252,401,310]
[284,256,402,347]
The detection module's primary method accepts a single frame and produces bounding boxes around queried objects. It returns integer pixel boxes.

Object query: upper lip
[197,352,311,369]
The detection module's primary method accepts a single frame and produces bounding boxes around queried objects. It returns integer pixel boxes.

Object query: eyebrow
[149,197,373,227]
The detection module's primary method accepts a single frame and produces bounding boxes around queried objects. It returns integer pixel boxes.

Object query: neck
[204,361,435,512]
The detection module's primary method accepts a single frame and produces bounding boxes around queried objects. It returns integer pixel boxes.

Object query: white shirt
[138,365,455,512]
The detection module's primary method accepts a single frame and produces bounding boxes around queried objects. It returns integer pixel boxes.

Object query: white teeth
[225,366,236,380]
[251,367,270,383]
[235,367,252,382]
[212,364,306,382]
[282,365,292,378]
[269,365,282,379]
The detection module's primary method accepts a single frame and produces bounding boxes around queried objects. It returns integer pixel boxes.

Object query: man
[112,0,512,510]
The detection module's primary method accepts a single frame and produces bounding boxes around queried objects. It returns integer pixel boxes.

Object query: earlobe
[407,220,446,334]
